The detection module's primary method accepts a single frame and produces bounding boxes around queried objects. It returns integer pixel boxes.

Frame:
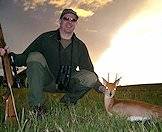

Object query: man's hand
[98,85,106,93]
[0,46,10,56]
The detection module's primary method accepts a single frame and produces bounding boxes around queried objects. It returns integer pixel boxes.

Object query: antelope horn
[107,73,109,83]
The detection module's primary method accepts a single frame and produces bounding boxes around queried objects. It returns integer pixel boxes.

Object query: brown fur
[105,96,162,119]
[103,77,162,119]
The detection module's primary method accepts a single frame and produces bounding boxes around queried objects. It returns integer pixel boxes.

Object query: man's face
[59,13,78,33]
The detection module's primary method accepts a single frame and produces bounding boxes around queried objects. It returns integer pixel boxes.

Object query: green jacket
[12,29,102,90]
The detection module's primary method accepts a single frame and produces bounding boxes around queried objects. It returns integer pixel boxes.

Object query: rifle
[0,24,20,125]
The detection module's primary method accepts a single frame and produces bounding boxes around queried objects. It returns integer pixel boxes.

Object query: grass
[0,84,162,132]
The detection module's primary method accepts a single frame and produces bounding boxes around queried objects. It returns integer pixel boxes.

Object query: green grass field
[0,83,162,132]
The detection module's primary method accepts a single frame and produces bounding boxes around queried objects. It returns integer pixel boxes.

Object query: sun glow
[95,1,162,85]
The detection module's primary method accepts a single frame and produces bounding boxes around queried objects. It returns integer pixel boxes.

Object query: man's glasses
[62,17,77,22]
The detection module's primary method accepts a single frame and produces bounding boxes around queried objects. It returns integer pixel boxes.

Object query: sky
[0,0,162,85]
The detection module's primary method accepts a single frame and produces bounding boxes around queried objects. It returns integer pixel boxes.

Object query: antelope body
[102,76,162,121]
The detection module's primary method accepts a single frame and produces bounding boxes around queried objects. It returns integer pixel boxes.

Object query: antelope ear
[102,77,108,86]
[115,77,122,85]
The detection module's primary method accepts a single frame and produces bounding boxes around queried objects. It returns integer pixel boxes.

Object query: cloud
[15,0,113,17]
[75,8,94,17]
[86,28,98,33]
[15,0,47,11]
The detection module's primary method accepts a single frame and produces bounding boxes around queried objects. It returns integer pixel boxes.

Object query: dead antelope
[102,74,162,121]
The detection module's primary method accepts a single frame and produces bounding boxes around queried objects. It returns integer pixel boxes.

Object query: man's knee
[26,52,47,67]
[71,70,97,87]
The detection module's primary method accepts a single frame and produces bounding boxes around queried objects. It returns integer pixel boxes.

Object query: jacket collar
[56,29,77,41]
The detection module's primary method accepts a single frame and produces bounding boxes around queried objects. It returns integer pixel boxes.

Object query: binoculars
[56,65,71,90]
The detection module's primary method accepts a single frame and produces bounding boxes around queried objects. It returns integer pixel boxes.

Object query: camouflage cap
[60,9,79,20]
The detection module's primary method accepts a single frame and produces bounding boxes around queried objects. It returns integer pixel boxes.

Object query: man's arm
[79,43,94,72]
[78,43,105,92]
[10,34,43,67]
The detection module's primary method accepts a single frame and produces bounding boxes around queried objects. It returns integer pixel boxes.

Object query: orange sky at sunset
[0,0,162,85]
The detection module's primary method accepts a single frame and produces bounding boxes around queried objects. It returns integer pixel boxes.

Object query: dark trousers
[26,52,98,106]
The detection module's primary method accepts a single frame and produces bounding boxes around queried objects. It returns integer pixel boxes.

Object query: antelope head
[102,74,121,98]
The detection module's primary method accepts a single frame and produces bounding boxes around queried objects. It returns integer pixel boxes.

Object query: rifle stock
[0,24,16,123]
